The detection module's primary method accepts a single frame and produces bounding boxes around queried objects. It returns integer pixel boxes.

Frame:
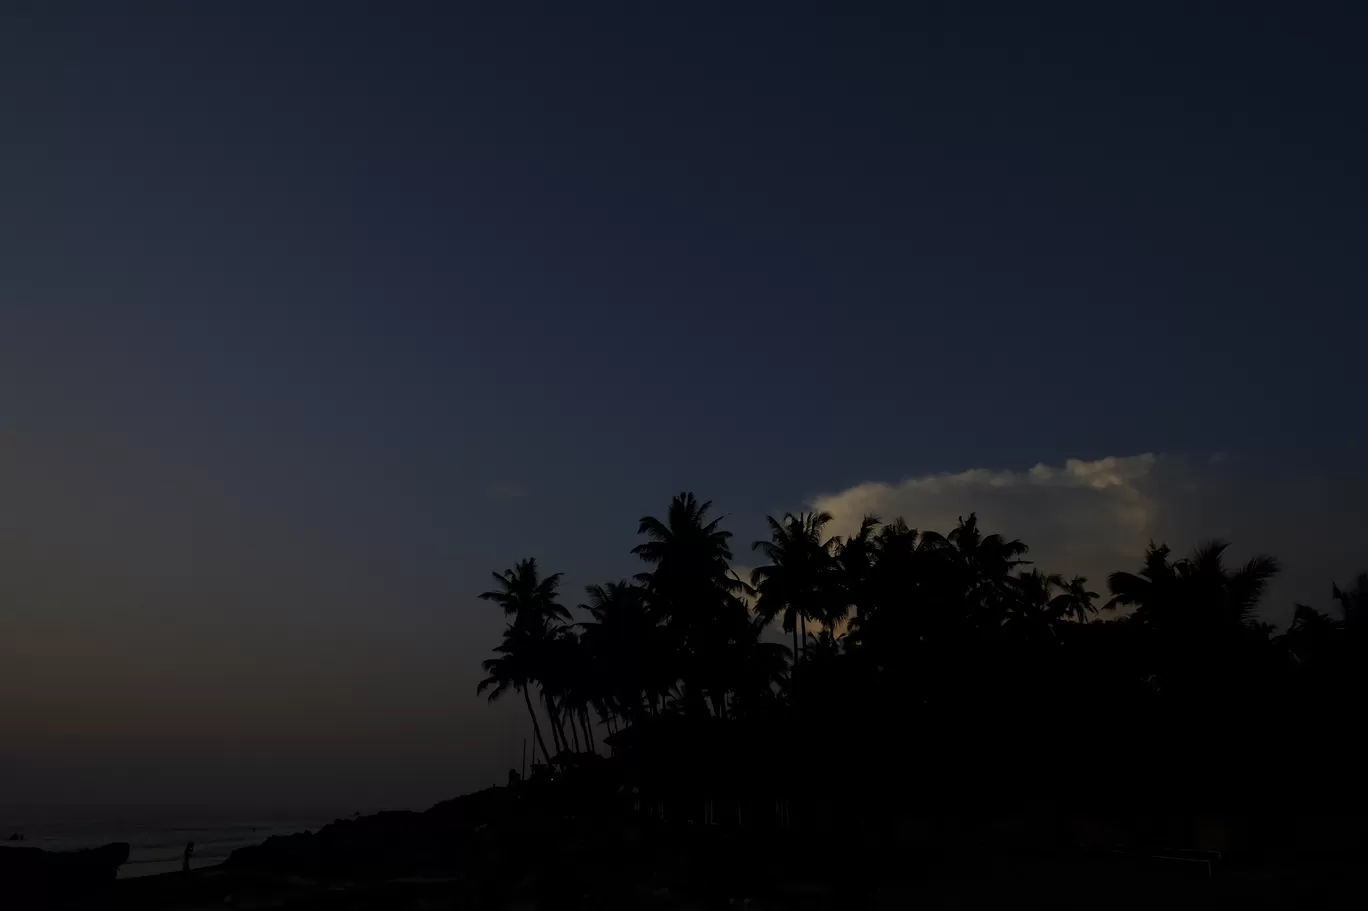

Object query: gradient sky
[2,3,1365,813]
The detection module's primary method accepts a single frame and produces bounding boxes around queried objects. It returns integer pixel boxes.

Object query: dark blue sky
[2,2,1365,810]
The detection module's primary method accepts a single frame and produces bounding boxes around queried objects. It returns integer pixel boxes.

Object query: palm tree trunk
[550,697,570,753]
[581,711,595,752]
[543,703,559,754]
[569,710,582,752]
[544,694,566,755]
[522,686,552,768]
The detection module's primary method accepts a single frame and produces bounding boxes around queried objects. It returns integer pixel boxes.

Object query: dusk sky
[2,3,1365,813]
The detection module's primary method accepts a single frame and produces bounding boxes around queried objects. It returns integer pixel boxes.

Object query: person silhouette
[183,840,195,873]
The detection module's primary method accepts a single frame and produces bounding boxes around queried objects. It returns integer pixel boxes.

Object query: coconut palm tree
[580,580,688,725]
[1186,541,1280,627]
[795,626,853,715]
[633,493,748,713]
[835,514,881,617]
[1107,540,1279,631]
[476,622,553,766]
[1105,543,1177,613]
[580,581,654,725]
[1008,569,1065,631]
[478,559,571,761]
[479,558,572,631]
[1107,540,1280,701]
[751,511,842,663]
[633,492,745,615]
[1050,576,1100,624]
[539,627,591,753]
[922,513,1029,621]
[713,614,792,719]
[840,517,924,664]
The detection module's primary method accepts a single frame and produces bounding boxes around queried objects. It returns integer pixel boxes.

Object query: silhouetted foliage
[750,510,841,672]
[478,491,1368,822]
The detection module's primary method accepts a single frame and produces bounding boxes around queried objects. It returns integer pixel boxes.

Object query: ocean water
[0,811,345,878]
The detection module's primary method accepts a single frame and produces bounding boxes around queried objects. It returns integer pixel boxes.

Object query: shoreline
[7,779,1367,908]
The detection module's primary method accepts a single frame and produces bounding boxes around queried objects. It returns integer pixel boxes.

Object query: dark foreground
[8,778,1368,909]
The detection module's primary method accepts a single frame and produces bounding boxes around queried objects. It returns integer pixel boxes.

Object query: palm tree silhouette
[476,621,554,767]
[841,517,925,666]
[580,581,655,728]
[922,513,1029,623]
[478,559,571,765]
[1008,569,1065,633]
[1107,540,1280,699]
[1105,543,1175,611]
[834,514,881,613]
[633,492,745,610]
[716,615,792,719]
[751,511,842,664]
[472,493,1367,828]
[1050,576,1100,624]
[633,493,748,715]
[479,558,571,629]
[539,627,588,754]
[1108,540,1279,631]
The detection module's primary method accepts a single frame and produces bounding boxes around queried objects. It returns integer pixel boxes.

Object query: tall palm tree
[554,629,604,753]
[714,614,792,719]
[835,514,881,618]
[841,517,923,663]
[633,492,745,615]
[1107,540,1279,631]
[580,581,656,725]
[1008,569,1065,631]
[538,626,585,754]
[476,622,553,766]
[1107,540,1279,700]
[1186,541,1280,627]
[478,559,571,761]
[1104,542,1177,612]
[795,626,853,713]
[633,492,748,713]
[1049,576,1100,624]
[751,511,842,662]
[479,558,572,631]
[922,513,1029,621]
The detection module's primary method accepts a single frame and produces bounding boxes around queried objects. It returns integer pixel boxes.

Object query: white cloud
[811,454,1160,592]
[807,453,1368,629]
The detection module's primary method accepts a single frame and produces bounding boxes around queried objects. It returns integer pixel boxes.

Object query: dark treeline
[479,492,1368,843]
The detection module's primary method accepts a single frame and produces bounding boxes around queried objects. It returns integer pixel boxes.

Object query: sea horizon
[0,805,374,878]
